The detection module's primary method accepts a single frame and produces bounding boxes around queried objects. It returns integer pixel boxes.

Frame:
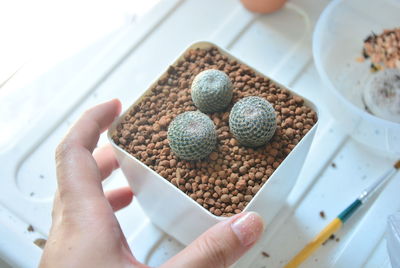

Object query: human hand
[40,99,265,268]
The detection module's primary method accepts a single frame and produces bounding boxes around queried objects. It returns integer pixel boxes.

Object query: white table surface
[0,0,398,267]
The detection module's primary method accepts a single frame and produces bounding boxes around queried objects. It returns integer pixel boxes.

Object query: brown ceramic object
[240,0,287,14]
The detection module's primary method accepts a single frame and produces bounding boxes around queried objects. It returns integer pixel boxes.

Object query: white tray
[0,0,398,267]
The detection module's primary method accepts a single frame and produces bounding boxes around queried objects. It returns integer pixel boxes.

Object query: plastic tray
[0,0,398,267]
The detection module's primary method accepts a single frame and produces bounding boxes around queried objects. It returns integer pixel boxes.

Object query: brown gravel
[319,211,326,219]
[112,46,317,217]
[34,238,47,249]
[363,28,400,70]
[262,251,270,258]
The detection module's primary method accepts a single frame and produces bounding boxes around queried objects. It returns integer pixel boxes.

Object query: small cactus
[167,111,217,160]
[229,96,276,147]
[191,69,233,113]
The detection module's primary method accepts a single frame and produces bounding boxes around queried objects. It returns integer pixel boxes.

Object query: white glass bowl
[313,0,400,155]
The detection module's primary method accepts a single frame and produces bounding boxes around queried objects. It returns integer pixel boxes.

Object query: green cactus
[191,69,233,113]
[229,96,276,147]
[167,111,217,160]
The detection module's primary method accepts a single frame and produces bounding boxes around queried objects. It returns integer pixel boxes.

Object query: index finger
[63,99,121,152]
[55,99,121,203]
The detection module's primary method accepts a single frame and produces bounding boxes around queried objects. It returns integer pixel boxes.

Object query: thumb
[162,212,265,268]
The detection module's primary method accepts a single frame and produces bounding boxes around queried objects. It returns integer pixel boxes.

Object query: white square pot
[108,41,319,245]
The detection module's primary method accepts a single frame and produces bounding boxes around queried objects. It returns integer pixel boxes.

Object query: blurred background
[0,0,159,150]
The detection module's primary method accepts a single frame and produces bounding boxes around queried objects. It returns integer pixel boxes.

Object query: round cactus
[191,69,233,113]
[229,96,276,147]
[167,111,217,160]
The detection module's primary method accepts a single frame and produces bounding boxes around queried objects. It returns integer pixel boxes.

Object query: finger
[64,99,122,152]
[56,99,121,203]
[93,144,119,181]
[50,190,62,223]
[162,212,264,268]
[105,187,134,211]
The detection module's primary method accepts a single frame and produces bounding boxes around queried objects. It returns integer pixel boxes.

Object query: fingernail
[231,212,265,247]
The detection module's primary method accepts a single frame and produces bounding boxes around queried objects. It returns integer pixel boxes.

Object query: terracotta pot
[240,0,287,14]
